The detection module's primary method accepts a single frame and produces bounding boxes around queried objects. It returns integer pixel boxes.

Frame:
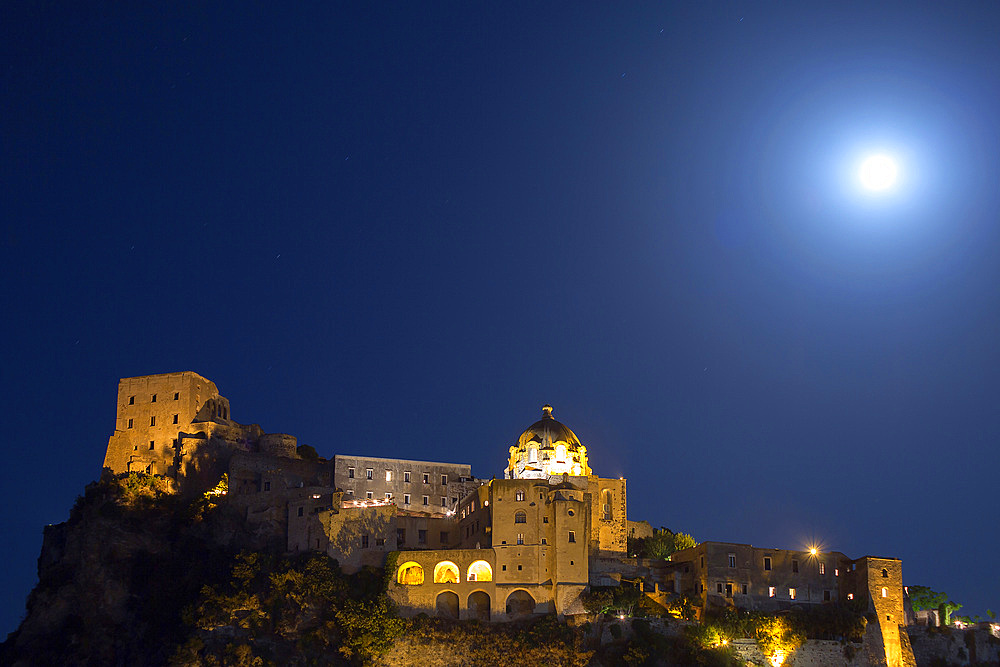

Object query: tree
[908,585,962,626]
[641,528,698,560]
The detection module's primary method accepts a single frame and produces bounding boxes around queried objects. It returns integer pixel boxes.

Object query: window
[149,441,155,450]
[824,590,831,601]
[881,587,888,598]
[129,396,135,405]
[515,489,525,501]
[404,471,410,482]
[517,565,522,571]
[397,528,405,543]
[602,489,612,520]
[127,418,133,428]
[726,583,733,597]
[173,414,179,424]
[423,473,429,484]
[361,535,369,548]
[348,467,355,479]
[742,583,748,595]
[297,507,303,517]
[529,447,537,462]
[441,497,447,507]
[366,468,373,480]
[517,534,524,545]
[769,587,776,598]
[346,489,353,496]
[792,559,799,573]
[264,481,271,491]
[418,530,427,545]
[556,444,566,462]
[882,568,889,578]
[568,531,576,543]
[847,593,854,600]
[404,494,410,505]
[789,588,797,600]
[440,531,448,544]
[764,557,772,571]
[701,556,705,568]
[835,568,839,576]
[366,491,373,499]
[514,511,527,524]
[819,562,825,575]
[543,516,549,523]
[375,538,384,547]
[502,565,507,571]
[150,416,156,426]
[422,495,429,505]
[452,497,457,504]
[441,474,448,485]
[728,553,736,568]
[173,392,179,400]
[151,394,157,403]
[385,470,392,482]
[717,583,723,594]
[541,538,547,545]
[385,493,392,500]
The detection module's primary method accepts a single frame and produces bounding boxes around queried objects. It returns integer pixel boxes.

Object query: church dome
[507,405,592,479]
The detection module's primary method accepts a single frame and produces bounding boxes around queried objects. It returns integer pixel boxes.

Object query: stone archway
[505,589,536,618]
[436,591,460,619]
[468,591,491,621]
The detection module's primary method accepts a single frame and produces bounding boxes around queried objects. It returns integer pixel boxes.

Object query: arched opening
[881,568,889,578]
[436,591,460,619]
[602,489,612,520]
[468,591,491,621]
[505,589,536,618]
[397,561,424,585]
[467,560,493,582]
[514,510,527,524]
[556,444,566,463]
[881,587,888,598]
[434,560,460,584]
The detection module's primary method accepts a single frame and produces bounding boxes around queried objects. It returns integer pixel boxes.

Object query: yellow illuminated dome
[506,405,592,479]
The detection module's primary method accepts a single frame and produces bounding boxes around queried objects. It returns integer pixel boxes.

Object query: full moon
[859,154,898,191]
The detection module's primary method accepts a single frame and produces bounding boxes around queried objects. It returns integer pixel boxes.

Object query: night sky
[4,3,1000,635]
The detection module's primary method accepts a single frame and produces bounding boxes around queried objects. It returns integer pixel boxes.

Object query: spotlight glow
[859,154,898,191]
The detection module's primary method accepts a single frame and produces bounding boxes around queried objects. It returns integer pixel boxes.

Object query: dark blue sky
[4,3,999,634]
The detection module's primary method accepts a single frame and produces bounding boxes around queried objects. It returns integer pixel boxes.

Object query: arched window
[467,560,492,582]
[882,568,888,578]
[434,561,460,584]
[515,489,525,501]
[514,511,526,524]
[397,561,424,585]
[881,587,888,598]
[602,489,612,520]
[556,444,566,463]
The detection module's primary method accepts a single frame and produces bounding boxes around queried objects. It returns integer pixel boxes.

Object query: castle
[103,372,916,664]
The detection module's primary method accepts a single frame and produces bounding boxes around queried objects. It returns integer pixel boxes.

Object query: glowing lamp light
[859,154,898,191]
[809,548,818,556]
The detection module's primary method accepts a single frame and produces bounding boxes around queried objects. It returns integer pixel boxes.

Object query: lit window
[422,495,429,505]
[517,534,524,545]
[769,587,776,598]
[515,489,525,501]
[423,473,429,484]
[789,588,796,600]
[366,469,373,480]
[819,562,825,575]
[348,467,355,479]
[366,491,373,499]
[882,587,888,598]
[764,557,772,571]
[385,470,392,482]
[556,444,566,462]
[835,568,839,576]
[568,531,576,543]
[151,394,157,403]
[404,494,410,504]
[847,593,854,600]
[150,416,156,426]
[728,554,736,568]
[404,471,410,482]
[514,511,527,524]
[385,493,392,500]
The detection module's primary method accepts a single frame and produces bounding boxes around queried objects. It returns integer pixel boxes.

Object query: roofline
[333,454,472,470]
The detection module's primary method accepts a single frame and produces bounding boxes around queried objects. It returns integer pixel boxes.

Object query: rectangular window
[792,559,799,573]
[440,531,448,544]
[789,588,796,600]
[517,565,522,571]
[847,593,854,600]
[151,394,157,403]
[385,470,392,482]
[824,590,831,601]
[543,516,549,523]
[422,495,429,505]
[517,534,524,545]
[441,497,447,507]
[366,491,373,499]
[726,583,733,597]
[173,392,179,400]
[717,583,723,594]
[366,468,373,480]
[418,530,427,545]
[541,538,547,545]
[742,583,748,595]
[397,528,405,543]
[515,490,525,501]
[764,557,772,571]
[150,415,156,426]
[728,553,736,568]
[361,535,369,548]
[423,473,429,484]
[452,496,458,504]
[404,471,410,482]
[835,568,839,576]
[129,395,135,405]
[127,418,133,428]
[502,564,507,571]
[348,467,355,479]
[297,507,303,517]
[173,414,179,424]
[375,538,384,547]
[385,493,392,500]
[441,474,448,485]
[568,531,576,543]
[700,556,705,568]
[769,586,776,598]
[264,481,270,491]
[819,562,826,575]
[149,440,155,450]
[404,494,410,505]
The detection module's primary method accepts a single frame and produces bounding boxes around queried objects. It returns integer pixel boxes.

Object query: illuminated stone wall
[332,454,475,514]
[841,556,916,667]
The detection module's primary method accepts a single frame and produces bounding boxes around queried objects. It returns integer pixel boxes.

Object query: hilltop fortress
[103,372,918,665]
